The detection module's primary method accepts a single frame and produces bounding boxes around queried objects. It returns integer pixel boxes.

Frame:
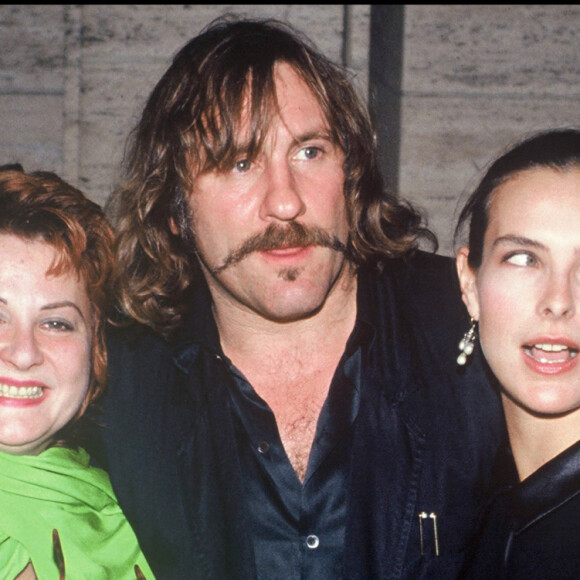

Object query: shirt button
[257,441,270,454]
[306,535,320,549]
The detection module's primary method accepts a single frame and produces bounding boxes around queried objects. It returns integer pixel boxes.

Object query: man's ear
[456,247,480,321]
[169,217,180,235]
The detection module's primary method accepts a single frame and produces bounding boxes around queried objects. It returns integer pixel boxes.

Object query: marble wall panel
[0,94,63,172]
[73,4,366,204]
[391,4,580,256]
[0,4,369,205]
[403,5,580,96]
[0,6,66,174]
[2,3,577,256]
[0,5,65,93]
[399,94,580,256]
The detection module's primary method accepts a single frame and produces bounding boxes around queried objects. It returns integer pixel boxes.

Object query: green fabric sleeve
[0,534,32,579]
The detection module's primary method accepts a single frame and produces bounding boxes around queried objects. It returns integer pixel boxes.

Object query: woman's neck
[502,394,580,481]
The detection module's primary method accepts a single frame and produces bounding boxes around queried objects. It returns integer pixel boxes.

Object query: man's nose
[259,160,306,222]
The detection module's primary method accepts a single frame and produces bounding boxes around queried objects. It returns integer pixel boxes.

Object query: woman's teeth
[525,343,578,364]
[0,384,44,399]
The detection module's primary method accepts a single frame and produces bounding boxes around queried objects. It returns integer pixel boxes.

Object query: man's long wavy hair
[0,165,114,444]
[107,17,434,338]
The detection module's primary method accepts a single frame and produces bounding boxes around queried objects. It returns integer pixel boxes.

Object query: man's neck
[211,271,358,482]
[212,267,358,363]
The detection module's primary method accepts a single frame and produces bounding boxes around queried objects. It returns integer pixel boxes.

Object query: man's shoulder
[396,249,456,286]
[107,320,169,350]
[400,251,463,324]
[106,321,175,377]
[366,250,459,300]
[362,250,467,349]
[99,321,189,428]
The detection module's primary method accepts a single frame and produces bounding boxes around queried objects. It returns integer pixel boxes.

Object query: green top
[0,446,155,579]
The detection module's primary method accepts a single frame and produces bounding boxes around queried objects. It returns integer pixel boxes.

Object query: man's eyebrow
[293,130,333,144]
[492,234,546,250]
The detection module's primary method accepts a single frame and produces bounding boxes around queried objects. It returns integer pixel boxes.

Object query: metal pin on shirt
[418,512,428,555]
[418,511,439,556]
[429,512,439,556]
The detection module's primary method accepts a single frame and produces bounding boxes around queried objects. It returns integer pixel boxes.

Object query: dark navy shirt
[224,330,365,580]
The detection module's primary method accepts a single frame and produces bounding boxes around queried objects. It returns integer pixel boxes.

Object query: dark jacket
[460,439,580,579]
[87,251,504,579]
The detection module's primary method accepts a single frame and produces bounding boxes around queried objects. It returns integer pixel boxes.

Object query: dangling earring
[457,318,477,366]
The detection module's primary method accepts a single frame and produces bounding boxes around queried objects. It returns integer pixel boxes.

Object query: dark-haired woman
[455,129,580,578]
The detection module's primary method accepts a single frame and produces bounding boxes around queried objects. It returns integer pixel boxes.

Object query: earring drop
[457,318,477,366]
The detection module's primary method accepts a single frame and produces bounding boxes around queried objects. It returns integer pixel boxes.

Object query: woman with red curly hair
[0,165,154,579]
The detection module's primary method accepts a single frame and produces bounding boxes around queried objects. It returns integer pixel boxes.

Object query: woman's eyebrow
[41,301,86,320]
[492,234,546,250]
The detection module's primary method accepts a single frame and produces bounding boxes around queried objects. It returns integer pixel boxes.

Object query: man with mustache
[90,17,504,580]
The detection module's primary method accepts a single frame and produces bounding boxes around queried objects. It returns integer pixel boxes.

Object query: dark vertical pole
[341,5,351,68]
[369,5,405,194]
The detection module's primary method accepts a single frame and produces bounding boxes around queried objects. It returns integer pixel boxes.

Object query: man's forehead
[237,64,330,138]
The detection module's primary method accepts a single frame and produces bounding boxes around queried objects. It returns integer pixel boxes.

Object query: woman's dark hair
[455,128,580,268]
[107,16,434,338]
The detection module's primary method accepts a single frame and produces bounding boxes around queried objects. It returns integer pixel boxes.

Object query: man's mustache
[212,222,349,274]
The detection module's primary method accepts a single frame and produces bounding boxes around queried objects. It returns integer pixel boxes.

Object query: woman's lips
[523,342,579,375]
[0,379,47,407]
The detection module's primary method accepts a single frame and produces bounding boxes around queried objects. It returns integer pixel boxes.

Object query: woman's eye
[505,252,537,267]
[41,319,74,332]
[234,158,252,173]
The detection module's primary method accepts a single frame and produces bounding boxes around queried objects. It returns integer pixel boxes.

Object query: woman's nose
[538,271,576,319]
[0,325,43,369]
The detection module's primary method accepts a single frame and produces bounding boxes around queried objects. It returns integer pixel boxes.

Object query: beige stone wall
[397,5,580,255]
[1,5,578,255]
[0,4,369,205]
